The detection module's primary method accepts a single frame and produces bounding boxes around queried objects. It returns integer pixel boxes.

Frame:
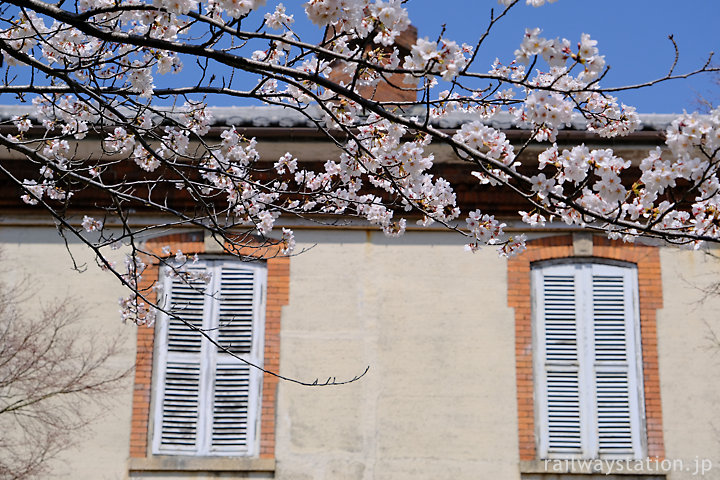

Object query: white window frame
[152,259,267,456]
[532,260,646,460]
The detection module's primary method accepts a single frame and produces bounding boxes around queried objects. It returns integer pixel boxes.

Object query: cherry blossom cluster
[429,90,499,119]
[503,28,642,144]
[453,122,517,186]
[465,210,505,249]
[305,0,410,47]
[1,0,719,324]
[402,37,472,82]
[517,107,720,246]
[117,254,156,325]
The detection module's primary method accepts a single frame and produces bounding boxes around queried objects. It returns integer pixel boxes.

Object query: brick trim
[129,232,288,461]
[508,235,664,460]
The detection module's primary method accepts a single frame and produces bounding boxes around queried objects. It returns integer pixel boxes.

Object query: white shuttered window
[153,259,266,456]
[532,262,645,460]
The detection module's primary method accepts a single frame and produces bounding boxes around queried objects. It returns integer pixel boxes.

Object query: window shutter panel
[211,363,252,452]
[210,262,265,454]
[591,264,642,458]
[217,265,257,354]
[535,265,583,457]
[157,264,210,453]
[166,266,208,353]
[154,260,266,456]
[159,361,201,450]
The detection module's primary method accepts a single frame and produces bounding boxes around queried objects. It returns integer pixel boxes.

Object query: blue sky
[399,0,720,113]
[274,0,719,114]
[4,1,718,113]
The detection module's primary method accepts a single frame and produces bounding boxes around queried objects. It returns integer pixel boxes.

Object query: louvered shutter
[153,259,266,456]
[533,262,644,460]
[217,265,257,354]
[212,363,253,452]
[210,262,264,454]
[166,265,208,354]
[156,265,209,453]
[590,264,643,458]
[534,264,584,457]
[159,361,201,450]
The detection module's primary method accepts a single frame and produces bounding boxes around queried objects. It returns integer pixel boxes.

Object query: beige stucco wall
[658,248,720,480]
[3,223,720,480]
[0,226,136,480]
[276,229,519,480]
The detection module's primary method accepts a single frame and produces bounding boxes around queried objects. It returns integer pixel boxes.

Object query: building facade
[1,108,719,480]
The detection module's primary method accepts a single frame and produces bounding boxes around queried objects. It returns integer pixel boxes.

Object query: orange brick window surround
[129,232,288,460]
[508,235,664,461]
